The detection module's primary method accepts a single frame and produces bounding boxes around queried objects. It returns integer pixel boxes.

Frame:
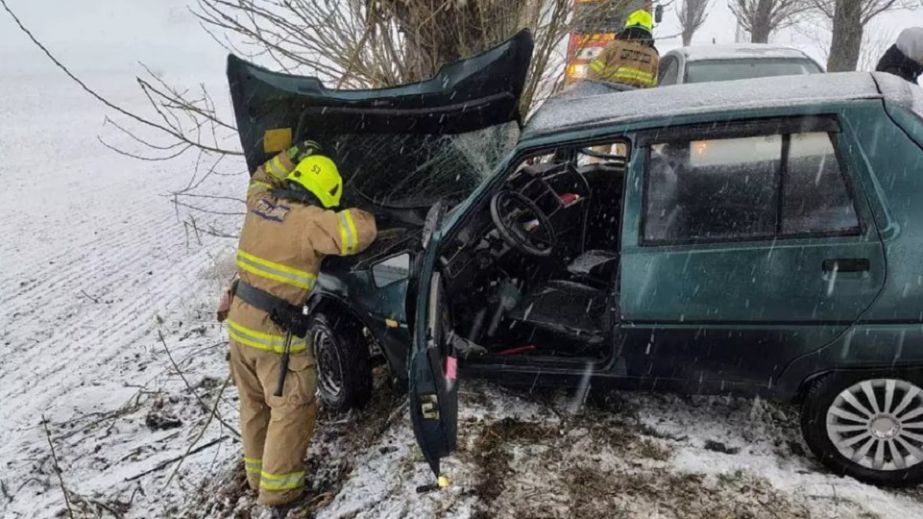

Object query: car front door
[409,234,458,480]
[618,116,886,393]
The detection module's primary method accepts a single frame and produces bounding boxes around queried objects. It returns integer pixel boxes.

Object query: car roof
[664,44,813,62]
[523,72,887,140]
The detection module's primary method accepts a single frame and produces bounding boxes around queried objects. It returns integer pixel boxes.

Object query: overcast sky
[0,0,225,76]
[2,0,923,79]
[654,1,923,68]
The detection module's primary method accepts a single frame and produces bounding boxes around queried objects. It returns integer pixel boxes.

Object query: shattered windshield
[685,58,822,83]
[329,123,520,209]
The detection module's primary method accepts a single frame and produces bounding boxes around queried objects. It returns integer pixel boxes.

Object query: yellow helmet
[625,9,654,32]
[286,155,343,208]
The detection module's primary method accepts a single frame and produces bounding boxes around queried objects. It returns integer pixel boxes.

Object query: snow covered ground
[0,67,245,517]
[3,56,923,519]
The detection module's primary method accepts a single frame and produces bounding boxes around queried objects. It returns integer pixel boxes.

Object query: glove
[286,140,323,164]
[216,278,238,322]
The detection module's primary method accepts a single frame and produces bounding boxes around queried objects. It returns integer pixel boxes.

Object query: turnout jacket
[227,151,377,356]
[588,38,659,88]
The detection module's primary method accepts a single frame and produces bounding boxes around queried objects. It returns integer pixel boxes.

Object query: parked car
[657,44,824,86]
[228,32,923,487]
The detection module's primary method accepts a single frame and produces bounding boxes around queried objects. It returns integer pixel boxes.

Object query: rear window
[330,123,519,209]
[684,58,822,84]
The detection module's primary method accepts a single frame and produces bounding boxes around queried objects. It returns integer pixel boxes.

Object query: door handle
[822,258,870,273]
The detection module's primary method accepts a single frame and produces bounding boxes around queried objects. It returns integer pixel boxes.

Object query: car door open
[410,248,458,479]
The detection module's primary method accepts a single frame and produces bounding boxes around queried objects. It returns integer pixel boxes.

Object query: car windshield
[685,58,822,83]
[330,122,519,209]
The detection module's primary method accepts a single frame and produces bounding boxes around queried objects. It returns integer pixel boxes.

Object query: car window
[644,129,859,245]
[658,57,680,86]
[684,58,822,84]
[782,132,859,235]
[645,135,780,242]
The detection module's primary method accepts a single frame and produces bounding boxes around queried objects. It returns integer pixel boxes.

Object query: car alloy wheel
[826,378,923,471]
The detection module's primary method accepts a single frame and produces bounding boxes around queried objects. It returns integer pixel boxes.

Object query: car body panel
[227,29,534,174]
[837,103,923,324]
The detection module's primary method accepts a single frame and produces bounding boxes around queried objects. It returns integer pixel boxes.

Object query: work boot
[269,505,292,519]
[264,494,309,519]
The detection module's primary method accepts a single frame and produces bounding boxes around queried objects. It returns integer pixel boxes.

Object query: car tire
[309,312,372,413]
[801,371,923,486]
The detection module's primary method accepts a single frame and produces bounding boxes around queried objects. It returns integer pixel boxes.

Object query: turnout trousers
[228,309,317,507]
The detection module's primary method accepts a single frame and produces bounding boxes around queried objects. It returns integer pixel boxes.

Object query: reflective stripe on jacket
[588,39,659,88]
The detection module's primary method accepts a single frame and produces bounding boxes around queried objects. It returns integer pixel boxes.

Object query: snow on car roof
[523,72,883,140]
[873,70,923,119]
[669,44,812,62]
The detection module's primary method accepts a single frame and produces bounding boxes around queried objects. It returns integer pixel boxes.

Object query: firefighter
[588,9,660,88]
[223,140,376,517]
[876,27,923,84]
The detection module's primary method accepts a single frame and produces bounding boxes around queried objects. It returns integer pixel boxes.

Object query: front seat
[567,249,619,282]
[505,279,611,344]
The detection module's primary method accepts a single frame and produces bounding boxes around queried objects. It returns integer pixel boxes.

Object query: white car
[658,44,825,86]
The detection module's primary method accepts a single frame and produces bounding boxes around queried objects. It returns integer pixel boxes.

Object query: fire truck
[565,0,662,84]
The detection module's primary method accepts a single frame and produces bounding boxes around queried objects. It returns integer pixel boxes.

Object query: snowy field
[3,63,923,519]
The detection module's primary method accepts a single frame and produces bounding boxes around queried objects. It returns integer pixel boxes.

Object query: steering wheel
[489,190,556,257]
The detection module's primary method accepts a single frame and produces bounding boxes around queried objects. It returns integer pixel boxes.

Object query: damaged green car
[229,31,923,487]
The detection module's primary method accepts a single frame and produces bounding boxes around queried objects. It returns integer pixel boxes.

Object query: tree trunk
[749,0,773,43]
[826,0,863,72]
[682,29,694,46]
[383,0,527,82]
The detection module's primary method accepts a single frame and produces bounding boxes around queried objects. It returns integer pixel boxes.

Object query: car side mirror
[422,199,448,249]
[372,253,411,287]
[654,4,664,24]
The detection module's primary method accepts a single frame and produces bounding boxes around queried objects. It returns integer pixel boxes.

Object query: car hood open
[227,30,533,209]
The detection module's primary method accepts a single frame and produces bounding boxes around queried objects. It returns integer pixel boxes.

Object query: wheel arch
[308,291,410,379]
[793,366,923,403]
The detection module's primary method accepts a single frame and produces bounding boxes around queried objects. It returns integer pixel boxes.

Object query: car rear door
[618,115,886,392]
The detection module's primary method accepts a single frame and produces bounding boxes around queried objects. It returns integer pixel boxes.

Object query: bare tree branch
[41,416,75,519]
[157,330,241,439]
[677,0,712,46]
[729,0,812,43]
[0,0,240,158]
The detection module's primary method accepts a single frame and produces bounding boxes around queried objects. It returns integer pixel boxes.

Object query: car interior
[436,141,629,363]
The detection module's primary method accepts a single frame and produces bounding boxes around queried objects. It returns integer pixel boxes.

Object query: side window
[658,57,680,86]
[782,132,859,235]
[645,136,780,242]
[643,128,859,245]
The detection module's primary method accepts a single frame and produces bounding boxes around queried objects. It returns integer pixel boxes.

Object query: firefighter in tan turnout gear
[224,140,376,514]
[588,9,659,88]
